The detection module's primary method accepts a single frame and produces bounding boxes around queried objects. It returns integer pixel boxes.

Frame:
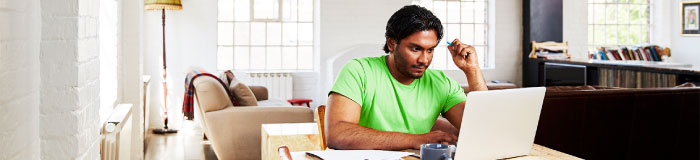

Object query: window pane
[419,0,433,10]
[282,23,298,45]
[234,22,250,45]
[606,4,617,24]
[298,47,313,69]
[433,1,446,22]
[218,22,233,45]
[446,51,458,70]
[251,22,266,45]
[282,0,297,21]
[461,2,474,23]
[446,24,460,44]
[594,4,605,24]
[250,47,266,69]
[474,2,486,23]
[630,4,640,24]
[588,25,594,45]
[282,47,297,69]
[447,1,460,23]
[629,25,640,44]
[298,0,313,22]
[234,47,250,69]
[267,47,282,70]
[218,0,233,21]
[461,24,475,45]
[606,25,617,45]
[618,5,629,24]
[588,4,593,24]
[217,47,233,70]
[253,0,279,20]
[234,0,250,21]
[474,24,485,45]
[267,22,282,45]
[594,25,605,45]
[640,25,647,43]
[431,46,447,69]
[619,25,629,45]
[476,46,485,68]
[298,23,313,45]
[639,5,648,24]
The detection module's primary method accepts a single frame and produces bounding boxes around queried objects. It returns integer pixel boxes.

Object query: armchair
[192,76,314,160]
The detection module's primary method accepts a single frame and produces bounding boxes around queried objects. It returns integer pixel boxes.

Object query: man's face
[391,30,438,79]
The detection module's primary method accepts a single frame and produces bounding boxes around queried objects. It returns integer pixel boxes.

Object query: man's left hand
[447,39,479,72]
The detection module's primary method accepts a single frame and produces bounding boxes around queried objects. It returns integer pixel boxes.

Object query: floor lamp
[145,0,182,134]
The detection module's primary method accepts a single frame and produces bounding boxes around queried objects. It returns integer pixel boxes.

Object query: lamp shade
[144,0,182,10]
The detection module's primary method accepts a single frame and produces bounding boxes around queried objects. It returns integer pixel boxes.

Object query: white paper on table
[303,150,415,160]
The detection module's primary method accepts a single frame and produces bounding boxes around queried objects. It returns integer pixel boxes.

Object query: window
[588,0,650,49]
[217,0,315,71]
[412,0,490,69]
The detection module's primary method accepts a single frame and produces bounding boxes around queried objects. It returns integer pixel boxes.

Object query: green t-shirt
[330,55,467,134]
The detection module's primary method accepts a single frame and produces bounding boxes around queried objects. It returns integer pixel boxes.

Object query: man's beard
[394,50,428,79]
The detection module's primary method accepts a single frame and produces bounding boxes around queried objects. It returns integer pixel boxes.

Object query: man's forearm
[328,121,420,150]
[464,68,487,91]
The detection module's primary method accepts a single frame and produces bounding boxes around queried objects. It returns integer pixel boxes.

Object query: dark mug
[420,144,456,160]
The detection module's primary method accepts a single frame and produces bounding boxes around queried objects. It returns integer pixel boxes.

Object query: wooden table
[290,144,582,160]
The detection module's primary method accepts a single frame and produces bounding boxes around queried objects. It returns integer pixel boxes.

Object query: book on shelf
[590,44,670,62]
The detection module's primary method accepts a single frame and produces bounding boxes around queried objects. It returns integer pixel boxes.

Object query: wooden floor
[144,121,218,160]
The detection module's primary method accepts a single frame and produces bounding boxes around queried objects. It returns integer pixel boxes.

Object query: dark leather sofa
[534,86,700,160]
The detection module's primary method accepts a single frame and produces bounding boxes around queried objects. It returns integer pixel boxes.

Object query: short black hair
[383,5,443,53]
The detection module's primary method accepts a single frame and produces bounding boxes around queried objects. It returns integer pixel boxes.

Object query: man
[326,5,488,150]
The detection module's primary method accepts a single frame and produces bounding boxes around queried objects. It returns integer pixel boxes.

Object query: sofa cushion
[229,78,259,106]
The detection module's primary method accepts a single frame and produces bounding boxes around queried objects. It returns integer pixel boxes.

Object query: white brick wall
[0,0,42,159]
[40,0,101,159]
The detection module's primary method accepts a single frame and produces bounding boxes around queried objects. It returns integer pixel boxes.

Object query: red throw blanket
[182,69,235,120]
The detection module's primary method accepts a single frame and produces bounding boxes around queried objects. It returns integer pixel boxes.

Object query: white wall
[40,0,101,158]
[563,0,588,60]
[121,0,145,159]
[670,0,700,67]
[0,0,42,159]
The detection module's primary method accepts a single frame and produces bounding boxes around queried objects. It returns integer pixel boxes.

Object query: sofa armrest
[248,85,268,101]
[203,106,314,160]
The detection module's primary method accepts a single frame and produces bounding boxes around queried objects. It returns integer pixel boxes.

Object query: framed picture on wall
[682,1,700,36]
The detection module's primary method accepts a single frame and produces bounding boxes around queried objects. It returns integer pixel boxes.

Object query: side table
[261,123,322,160]
[287,98,312,108]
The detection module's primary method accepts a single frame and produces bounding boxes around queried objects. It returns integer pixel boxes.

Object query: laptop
[453,87,546,160]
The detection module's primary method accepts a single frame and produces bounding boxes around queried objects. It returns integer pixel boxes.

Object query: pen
[446,41,468,58]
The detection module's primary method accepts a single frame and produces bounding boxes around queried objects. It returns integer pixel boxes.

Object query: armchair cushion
[229,78,258,106]
[249,85,269,101]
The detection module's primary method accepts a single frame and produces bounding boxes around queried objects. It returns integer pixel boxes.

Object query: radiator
[101,104,133,160]
[245,73,293,100]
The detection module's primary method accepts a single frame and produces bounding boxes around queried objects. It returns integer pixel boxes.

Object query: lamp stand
[153,9,177,134]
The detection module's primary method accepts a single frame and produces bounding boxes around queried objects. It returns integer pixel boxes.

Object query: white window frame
[587,0,651,50]
[217,0,316,72]
[412,0,494,70]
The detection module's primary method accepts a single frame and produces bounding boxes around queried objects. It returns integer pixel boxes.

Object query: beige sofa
[192,76,314,160]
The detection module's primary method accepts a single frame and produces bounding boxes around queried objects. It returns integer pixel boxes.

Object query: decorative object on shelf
[529,41,570,60]
[682,1,700,36]
[145,0,182,134]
